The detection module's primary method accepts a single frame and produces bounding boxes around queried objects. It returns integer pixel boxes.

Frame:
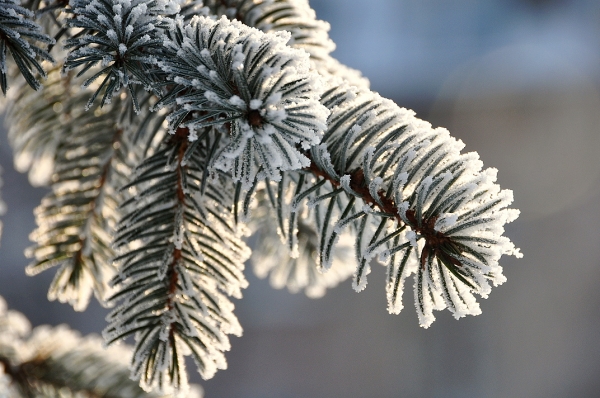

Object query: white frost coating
[414,267,436,328]
[0,295,199,396]
[125,24,134,38]
[228,95,246,108]
[339,174,360,197]
[159,16,329,188]
[204,90,220,104]
[434,212,458,232]
[188,128,199,141]
[385,244,416,315]
[249,99,263,109]
[104,143,250,395]
[406,230,418,247]
[107,29,118,42]
[368,176,384,205]
[317,79,521,328]
[352,263,371,293]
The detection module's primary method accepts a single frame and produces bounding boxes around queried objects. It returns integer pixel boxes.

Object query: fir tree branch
[105,129,250,394]
[63,0,181,112]
[157,15,329,188]
[0,296,198,397]
[0,0,55,94]
[23,94,139,311]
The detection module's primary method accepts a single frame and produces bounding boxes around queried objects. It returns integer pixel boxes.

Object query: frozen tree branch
[0,0,521,394]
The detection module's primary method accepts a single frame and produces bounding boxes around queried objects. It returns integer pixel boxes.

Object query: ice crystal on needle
[314,79,521,328]
[0,0,523,393]
[105,137,250,394]
[157,15,329,188]
[64,0,181,112]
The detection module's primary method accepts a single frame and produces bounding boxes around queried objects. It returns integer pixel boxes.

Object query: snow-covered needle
[157,16,329,188]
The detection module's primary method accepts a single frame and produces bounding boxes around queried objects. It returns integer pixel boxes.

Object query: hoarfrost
[159,16,329,187]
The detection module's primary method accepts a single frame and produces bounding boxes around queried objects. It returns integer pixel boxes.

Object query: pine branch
[0,0,55,94]
[156,15,329,188]
[22,91,141,311]
[249,178,355,298]
[294,77,522,327]
[104,131,250,394]
[0,296,201,397]
[63,0,181,112]
[207,0,369,88]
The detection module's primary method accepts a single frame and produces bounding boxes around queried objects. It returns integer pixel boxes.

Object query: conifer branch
[105,129,250,394]
[63,0,181,112]
[0,1,523,393]
[157,15,329,188]
[0,296,200,397]
[0,0,55,94]
[300,78,521,327]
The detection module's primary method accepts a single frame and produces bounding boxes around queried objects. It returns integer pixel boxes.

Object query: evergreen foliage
[0,0,54,94]
[0,296,203,397]
[0,0,522,395]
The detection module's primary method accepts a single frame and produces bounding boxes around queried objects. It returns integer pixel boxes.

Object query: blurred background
[2,0,600,396]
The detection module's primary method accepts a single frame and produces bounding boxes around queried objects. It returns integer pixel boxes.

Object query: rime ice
[158,16,329,188]
[317,78,521,328]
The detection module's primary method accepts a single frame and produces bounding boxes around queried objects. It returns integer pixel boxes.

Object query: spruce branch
[295,78,522,327]
[0,1,524,394]
[0,296,201,397]
[207,0,369,87]
[104,131,250,394]
[4,64,82,186]
[0,0,55,94]
[156,15,329,188]
[63,0,181,112]
[249,178,355,298]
